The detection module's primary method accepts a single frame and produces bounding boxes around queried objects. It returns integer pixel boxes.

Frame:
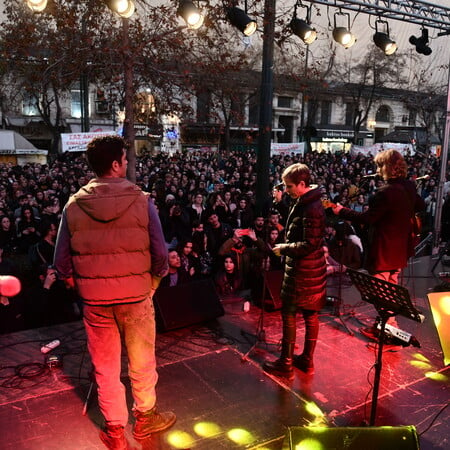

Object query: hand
[332,204,343,215]
[247,229,257,241]
[43,270,57,290]
[63,276,75,289]
[272,244,282,256]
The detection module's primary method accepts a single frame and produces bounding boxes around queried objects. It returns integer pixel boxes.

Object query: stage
[0,254,448,449]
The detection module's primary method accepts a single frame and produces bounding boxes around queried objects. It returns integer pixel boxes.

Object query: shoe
[293,355,314,374]
[133,407,176,440]
[360,326,379,341]
[263,358,294,380]
[99,424,129,450]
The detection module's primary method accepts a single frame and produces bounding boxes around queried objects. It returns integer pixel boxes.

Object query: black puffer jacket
[278,187,327,313]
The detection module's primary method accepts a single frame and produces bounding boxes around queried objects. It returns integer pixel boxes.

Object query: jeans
[83,296,158,426]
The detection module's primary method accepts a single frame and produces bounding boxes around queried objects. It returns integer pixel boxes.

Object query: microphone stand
[241,226,279,361]
[330,237,354,336]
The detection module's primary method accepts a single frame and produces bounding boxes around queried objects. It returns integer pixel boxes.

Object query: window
[230,95,245,125]
[408,111,416,126]
[248,94,259,126]
[278,96,293,108]
[196,91,211,123]
[320,100,331,125]
[71,89,81,118]
[345,103,355,126]
[375,105,390,122]
[22,92,39,116]
[95,88,109,114]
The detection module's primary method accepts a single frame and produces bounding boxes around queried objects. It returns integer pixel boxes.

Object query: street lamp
[105,0,135,18]
[333,11,356,49]
[177,0,204,30]
[226,6,257,37]
[373,19,397,55]
[290,2,317,45]
[26,0,47,12]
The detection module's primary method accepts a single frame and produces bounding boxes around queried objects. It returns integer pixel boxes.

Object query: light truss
[307,0,450,32]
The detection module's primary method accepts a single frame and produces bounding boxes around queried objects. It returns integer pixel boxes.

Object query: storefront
[310,125,373,153]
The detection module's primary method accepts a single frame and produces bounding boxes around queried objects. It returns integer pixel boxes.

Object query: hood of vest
[73,177,143,222]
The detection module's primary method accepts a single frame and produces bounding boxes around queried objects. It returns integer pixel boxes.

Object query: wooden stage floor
[0,254,449,449]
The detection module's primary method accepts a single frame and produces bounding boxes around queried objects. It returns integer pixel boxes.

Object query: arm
[53,208,75,288]
[148,199,168,290]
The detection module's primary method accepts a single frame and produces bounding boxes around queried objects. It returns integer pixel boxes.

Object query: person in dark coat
[333,149,425,281]
[263,163,327,379]
[332,149,426,337]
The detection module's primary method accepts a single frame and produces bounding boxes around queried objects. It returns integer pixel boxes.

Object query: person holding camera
[54,136,175,449]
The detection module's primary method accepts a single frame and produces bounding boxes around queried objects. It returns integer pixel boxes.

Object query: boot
[293,353,314,374]
[293,337,316,374]
[263,341,295,380]
[99,424,130,450]
[133,407,176,440]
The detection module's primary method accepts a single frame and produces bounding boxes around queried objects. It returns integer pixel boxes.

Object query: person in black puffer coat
[263,163,327,379]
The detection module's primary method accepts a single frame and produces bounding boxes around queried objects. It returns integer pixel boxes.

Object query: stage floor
[0,255,449,449]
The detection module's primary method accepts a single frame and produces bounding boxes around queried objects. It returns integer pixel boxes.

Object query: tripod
[347,269,423,426]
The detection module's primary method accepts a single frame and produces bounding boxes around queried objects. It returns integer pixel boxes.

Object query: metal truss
[307,0,450,32]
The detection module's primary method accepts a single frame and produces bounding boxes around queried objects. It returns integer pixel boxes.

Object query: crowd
[0,147,448,333]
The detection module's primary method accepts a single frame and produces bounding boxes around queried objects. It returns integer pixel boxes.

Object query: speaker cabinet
[283,426,419,450]
[153,278,224,332]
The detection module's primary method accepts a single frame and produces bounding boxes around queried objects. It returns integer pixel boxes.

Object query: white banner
[351,143,414,157]
[270,142,305,156]
[61,131,118,152]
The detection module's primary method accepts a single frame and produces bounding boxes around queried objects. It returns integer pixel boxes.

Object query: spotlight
[105,0,135,18]
[409,28,432,55]
[290,3,317,45]
[26,0,47,12]
[177,0,204,30]
[226,6,257,37]
[332,12,356,49]
[373,20,397,55]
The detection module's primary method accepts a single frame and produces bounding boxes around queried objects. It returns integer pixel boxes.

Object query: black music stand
[347,269,423,426]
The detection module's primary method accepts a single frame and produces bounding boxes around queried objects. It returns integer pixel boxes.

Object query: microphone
[0,276,21,297]
[361,174,377,179]
[415,175,430,182]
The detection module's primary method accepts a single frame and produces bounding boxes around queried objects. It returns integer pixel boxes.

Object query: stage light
[332,12,356,49]
[26,0,47,12]
[226,6,257,36]
[409,27,432,55]
[290,2,317,45]
[105,0,135,18]
[177,0,204,30]
[373,19,397,55]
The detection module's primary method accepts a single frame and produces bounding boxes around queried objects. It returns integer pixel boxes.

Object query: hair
[86,136,126,177]
[374,149,407,179]
[282,163,311,186]
[222,253,237,266]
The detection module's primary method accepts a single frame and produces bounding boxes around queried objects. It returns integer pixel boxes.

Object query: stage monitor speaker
[264,270,283,311]
[153,278,224,332]
[283,426,419,450]
[427,292,450,366]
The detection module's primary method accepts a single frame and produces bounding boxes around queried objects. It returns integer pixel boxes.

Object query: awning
[379,128,440,145]
[314,124,372,140]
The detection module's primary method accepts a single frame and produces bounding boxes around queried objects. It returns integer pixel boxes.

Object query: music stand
[347,269,423,426]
